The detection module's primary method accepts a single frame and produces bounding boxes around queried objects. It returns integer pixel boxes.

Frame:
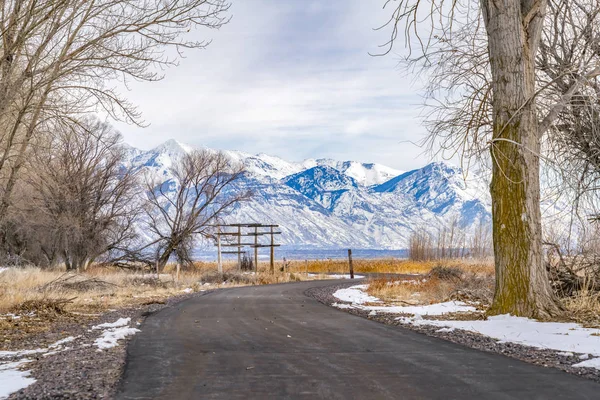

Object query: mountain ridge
[126,139,491,249]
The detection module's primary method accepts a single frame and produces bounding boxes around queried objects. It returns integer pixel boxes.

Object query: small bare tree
[408,229,435,261]
[140,150,250,273]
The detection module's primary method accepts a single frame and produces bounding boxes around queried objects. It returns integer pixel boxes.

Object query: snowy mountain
[127,139,491,249]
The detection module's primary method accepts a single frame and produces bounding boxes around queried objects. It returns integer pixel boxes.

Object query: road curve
[117,280,600,399]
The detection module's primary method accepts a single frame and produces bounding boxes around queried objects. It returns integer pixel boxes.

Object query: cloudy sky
[114,1,432,171]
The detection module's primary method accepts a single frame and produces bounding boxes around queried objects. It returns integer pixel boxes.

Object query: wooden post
[237,226,241,270]
[348,249,354,279]
[254,226,258,272]
[270,226,275,274]
[217,227,223,275]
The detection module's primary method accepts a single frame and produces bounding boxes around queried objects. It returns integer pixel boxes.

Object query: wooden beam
[348,249,354,279]
[254,226,258,271]
[270,226,274,274]
[217,227,222,274]
[237,226,241,270]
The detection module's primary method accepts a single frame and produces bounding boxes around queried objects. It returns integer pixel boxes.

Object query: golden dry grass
[561,276,600,327]
[364,261,495,306]
[286,258,435,275]
[286,258,494,276]
[365,276,458,305]
[0,263,310,345]
[0,263,306,315]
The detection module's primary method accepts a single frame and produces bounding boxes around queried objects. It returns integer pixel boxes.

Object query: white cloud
[112,0,431,170]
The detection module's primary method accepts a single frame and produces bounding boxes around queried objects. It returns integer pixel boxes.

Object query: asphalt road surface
[117,280,600,399]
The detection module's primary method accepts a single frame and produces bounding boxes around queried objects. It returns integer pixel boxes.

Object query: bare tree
[140,150,249,273]
[0,0,230,222]
[408,228,435,261]
[377,0,600,317]
[470,219,492,259]
[8,118,139,271]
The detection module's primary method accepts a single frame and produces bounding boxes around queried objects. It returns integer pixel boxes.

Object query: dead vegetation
[365,262,495,309]
[0,262,311,344]
[285,258,461,275]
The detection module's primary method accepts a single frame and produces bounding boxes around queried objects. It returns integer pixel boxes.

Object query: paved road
[117,280,600,399]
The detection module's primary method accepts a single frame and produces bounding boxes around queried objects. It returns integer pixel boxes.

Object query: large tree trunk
[482,0,562,318]
[156,250,172,273]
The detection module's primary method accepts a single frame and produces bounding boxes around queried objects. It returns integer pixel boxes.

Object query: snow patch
[398,313,600,366]
[93,318,139,350]
[182,288,193,294]
[333,285,380,304]
[332,303,355,310]
[557,351,574,357]
[92,317,131,330]
[0,360,36,399]
[378,301,477,316]
[333,284,474,315]
[573,358,600,369]
[94,327,140,350]
[0,348,47,359]
[49,336,77,348]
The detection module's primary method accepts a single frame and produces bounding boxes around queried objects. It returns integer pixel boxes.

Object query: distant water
[194,247,407,261]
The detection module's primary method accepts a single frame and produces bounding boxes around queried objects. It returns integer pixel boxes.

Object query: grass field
[0,258,494,314]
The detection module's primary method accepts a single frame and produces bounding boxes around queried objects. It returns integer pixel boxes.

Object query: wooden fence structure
[213,223,281,273]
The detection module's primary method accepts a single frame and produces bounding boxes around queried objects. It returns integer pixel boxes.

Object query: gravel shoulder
[4,291,212,400]
[305,281,600,384]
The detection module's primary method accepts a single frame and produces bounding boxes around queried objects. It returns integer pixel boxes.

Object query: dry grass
[0,263,308,315]
[364,261,495,307]
[285,257,494,276]
[0,262,309,344]
[562,275,600,327]
[286,259,433,275]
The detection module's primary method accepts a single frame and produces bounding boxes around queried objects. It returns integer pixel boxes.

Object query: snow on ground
[92,317,131,330]
[0,348,47,359]
[93,318,139,350]
[0,336,77,398]
[0,337,79,360]
[399,314,600,360]
[94,326,140,350]
[332,283,600,371]
[182,288,193,294]
[0,267,7,274]
[49,336,76,348]
[332,285,474,315]
[333,285,380,304]
[365,301,477,316]
[0,360,36,399]
[573,358,600,369]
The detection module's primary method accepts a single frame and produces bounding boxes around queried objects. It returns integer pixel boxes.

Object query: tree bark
[482,0,562,318]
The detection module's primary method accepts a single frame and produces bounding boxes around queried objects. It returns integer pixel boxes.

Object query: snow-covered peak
[129,140,403,185]
[283,166,361,210]
[284,165,359,193]
[337,160,402,186]
[300,158,402,186]
[151,139,194,155]
[374,161,490,215]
